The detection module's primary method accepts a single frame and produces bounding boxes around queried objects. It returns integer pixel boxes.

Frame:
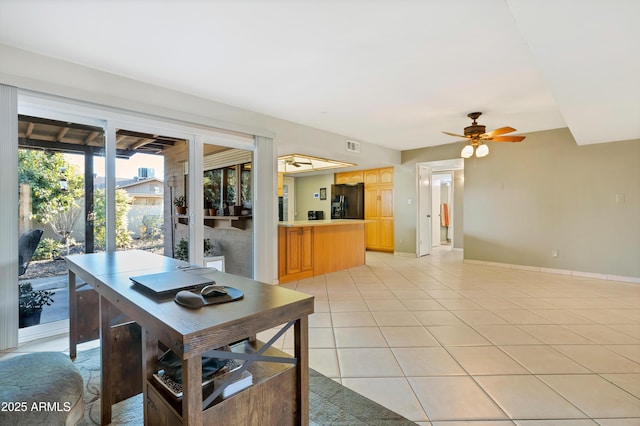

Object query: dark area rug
[74,347,416,425]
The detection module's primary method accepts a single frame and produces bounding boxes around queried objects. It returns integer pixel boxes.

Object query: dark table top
[66,250,314,357]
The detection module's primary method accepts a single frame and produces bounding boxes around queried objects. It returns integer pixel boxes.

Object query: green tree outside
[19,149,134,250]
[18,150,83,223]
[93,187,133,250]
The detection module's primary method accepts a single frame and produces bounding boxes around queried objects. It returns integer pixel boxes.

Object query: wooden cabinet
[364,167,393,185]
[286,226,313,275]
[277,172,284,197]
[335,170,364,184]
[278,222,367,283]
[336,167,393,185]
[278,226,314,281]
[364,167,394,252]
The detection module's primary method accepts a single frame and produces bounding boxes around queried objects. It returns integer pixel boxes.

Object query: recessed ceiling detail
[278,154,355,174]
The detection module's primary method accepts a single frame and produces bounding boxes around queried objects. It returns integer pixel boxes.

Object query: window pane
[114,129,170,254]
[17,115,105,328]
[241,163,251,208]
[224,166,237,207]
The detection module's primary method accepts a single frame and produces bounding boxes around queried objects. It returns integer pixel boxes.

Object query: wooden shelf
[176,215,251,230]
[146,339,296,424]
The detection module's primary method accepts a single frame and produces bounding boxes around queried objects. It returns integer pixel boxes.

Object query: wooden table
[66,250,314,425]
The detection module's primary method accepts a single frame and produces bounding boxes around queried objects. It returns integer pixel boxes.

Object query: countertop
[278,219,368,227]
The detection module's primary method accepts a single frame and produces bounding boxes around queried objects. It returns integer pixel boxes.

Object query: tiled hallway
[270,248,640,425]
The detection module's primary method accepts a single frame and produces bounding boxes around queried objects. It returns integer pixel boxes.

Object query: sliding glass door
[200,142,253,276]
[17,114,105,329]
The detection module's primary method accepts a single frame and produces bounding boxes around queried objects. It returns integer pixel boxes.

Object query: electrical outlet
[552,250,560,258]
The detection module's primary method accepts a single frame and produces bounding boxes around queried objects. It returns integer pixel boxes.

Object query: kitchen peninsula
[278,219,366,283]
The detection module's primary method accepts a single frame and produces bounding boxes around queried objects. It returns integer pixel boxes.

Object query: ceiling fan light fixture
[446,112,525,158]
[461,144,474,158]
[475,143,489,158]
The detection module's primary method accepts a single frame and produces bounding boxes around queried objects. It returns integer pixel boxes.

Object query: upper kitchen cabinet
[335,170,364,184]
[278,172,284,197]
[364,167,393,185]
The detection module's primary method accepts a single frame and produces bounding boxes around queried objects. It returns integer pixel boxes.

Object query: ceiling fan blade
[489,135,526,142]
[442,131,467,138]
[482,126,516,138]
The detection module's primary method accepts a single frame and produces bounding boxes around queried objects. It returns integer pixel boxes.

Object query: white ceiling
[0,0,638,151]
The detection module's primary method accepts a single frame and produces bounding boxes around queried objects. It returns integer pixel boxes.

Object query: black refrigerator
[330,183,364,219]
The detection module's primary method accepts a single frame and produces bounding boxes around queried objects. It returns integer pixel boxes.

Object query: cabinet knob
[147,397,156,410]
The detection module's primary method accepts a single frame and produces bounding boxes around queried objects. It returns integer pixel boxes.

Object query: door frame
[283,176,295,222]
[416,159,464,257]
[416,164,432,257]
[431,174,442,248]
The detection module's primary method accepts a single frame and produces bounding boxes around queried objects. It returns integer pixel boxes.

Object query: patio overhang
[18,115,182,158]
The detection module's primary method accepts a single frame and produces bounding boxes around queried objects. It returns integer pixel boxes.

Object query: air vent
[345,140,360,153]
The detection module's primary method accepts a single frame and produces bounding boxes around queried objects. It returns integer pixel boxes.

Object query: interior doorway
[432,172,453,247]
[416,159,463,257]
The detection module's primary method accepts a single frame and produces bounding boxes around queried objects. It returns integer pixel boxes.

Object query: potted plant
[174,238,189,261]
[204,188,215,216]
[174,195,187,215]
[174,238,214,262]
[19,282,54,328]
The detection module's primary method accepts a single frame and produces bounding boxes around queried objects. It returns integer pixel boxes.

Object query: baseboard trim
[18,319,69,344]
[463,259,640,284]
[393,251,416,257]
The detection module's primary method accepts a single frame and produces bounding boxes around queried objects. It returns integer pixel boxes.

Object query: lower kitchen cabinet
[279,226,314,282]
[278,221,367,283]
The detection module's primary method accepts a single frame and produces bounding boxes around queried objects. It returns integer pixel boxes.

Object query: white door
[417,164,432,256]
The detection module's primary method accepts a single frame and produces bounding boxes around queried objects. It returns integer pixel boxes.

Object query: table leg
[142,329,157,424]
[68,269,77,361]
[99,295,114,426]
[182,356,203,425]
[294,315,309,426]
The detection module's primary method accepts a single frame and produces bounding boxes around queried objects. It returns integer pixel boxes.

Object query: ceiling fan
[443,112,525,158]
[285,158,313,167]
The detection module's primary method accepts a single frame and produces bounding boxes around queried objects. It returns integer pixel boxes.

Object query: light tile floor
[3,247,639,425]
[269,248,640,425]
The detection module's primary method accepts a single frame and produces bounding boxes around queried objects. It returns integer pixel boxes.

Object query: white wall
[0,44,400,170]
[0,44,403,285]
[294,174,335,221]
